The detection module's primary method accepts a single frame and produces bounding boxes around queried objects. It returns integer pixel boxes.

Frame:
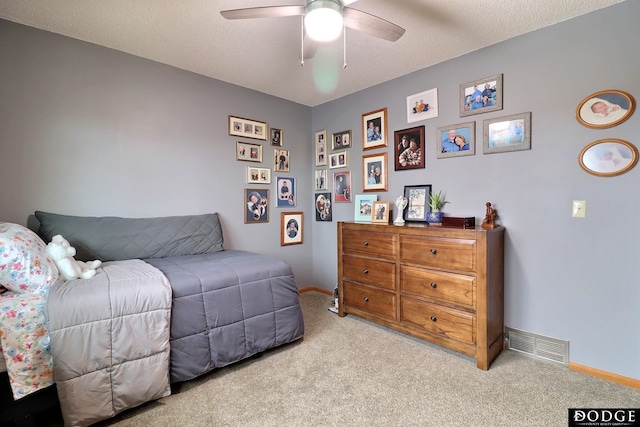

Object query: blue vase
[426,211,444,224]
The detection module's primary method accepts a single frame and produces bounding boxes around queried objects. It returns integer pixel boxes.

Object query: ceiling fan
[220,0,405,62]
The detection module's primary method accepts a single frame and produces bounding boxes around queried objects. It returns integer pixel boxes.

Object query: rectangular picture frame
[276,176,296,207]
[229,115,268,141]
[371,201,390,224]
[247,167,271,184]
[406,88,438,123]
[281,212,303,246]
[315,129,328,166]
[362,152,388,192]
[394,125,425,171]
[274,148,290,172]
[483,112,532,154]
[236,141,263,162]
[333,170,351,203]
[332,130,352,150]
[354,194,378,223]
[244,188,269,224]
[329,151,348,169]
[437,121,476,159]
[270,128,282,146]
[315,192,332,222]
[362,107,388,150]
[315,169,328,190]
[403,184,432,222]
[460,74,503,117]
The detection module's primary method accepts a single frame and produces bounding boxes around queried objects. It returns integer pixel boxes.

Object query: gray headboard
[35,211,224,262]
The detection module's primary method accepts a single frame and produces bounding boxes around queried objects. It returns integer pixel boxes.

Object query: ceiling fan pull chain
[343,20,347,69]
[301,14,305,67]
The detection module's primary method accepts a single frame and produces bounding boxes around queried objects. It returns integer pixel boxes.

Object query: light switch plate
[572,200,586,218]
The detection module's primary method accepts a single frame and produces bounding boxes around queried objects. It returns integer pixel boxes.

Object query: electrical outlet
[572,200,586,218]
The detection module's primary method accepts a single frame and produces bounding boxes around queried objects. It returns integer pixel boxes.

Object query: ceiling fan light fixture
[304,0,343,42]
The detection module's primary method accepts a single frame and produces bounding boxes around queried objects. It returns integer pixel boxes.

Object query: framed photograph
[362,152,388,192]
[394,126,425,171]
[315,192,332,222]
[236,141,263,162]
[244,188,269,224]
[247,167,271,184]
[270,128,282,146]
[329,151,348,169]
[229,116,268,141]
[371,201,390,224]
[354,194,378,223]
[274,149,290,172]
[460,74,503,117]
[578,138,638,177]
[576,89,635,129]
[333,171,351,203]
[332,130,352,150]
[403,184,432,222]
[276,176,296,207]
[315,169,328,190]
[315,130,328,166]
[483,112,531,154]
[437,121,476,159]
[281,212,303,246]
[362,108,388,150]
[406,88,438,123]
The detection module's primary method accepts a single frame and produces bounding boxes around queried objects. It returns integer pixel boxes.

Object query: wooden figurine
[481,201,497,229]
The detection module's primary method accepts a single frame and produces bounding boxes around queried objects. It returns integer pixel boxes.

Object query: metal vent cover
[505,327,569,366]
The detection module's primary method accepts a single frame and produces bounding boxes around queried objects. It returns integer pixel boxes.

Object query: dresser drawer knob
[430,316,437,322]
[364,297,369,302]
[363,269,369,274]
[363,241,369,247]
[430,282,437,288]
[430,249,437,255]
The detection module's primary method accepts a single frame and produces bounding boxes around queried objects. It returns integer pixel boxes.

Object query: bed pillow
[0,222,59,294]
[35,212,224,262]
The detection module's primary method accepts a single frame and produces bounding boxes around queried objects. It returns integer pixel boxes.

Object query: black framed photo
[437,121,476,158]
[315,192,332,222]
[460,74,503,117]
[244,188,269,224]
[403,184,432,222]
[394,126,425,171]
[578,138,638,177]
[576,89,635,129]
[483,112,531,154]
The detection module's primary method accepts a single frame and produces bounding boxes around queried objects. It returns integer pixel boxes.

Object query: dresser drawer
[343,254,396,290]
[342,229,396,260]
[343,281,396,321]
[401,297,475,344]
[400,266,475,308]
[400,235,476,273]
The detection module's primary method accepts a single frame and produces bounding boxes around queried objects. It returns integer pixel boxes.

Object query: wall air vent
[505,327,569,366]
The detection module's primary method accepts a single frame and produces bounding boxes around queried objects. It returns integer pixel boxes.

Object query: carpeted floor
[87,291,640,427]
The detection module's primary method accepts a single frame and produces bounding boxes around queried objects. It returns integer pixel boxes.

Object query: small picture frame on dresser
[371,201,390,224]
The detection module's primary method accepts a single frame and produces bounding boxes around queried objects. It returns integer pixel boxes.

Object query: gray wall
[1,1,638,380]
[312,1,639,380]
[0,19,314,287]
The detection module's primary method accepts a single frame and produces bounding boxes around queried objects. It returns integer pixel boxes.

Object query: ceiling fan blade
[343,7,405,42]
[221,5,304,20]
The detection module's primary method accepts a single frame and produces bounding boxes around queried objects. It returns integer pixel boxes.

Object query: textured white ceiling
[0,0,625,106]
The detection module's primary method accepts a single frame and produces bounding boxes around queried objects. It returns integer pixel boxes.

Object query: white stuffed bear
[46,235,102,281]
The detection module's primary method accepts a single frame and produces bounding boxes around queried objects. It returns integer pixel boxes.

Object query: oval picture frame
[578,138,638,177]
[576,90,635,129]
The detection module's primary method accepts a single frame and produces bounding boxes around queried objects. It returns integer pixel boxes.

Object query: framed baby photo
[578,138,638,177]
[274,149,290,172]
[244,188,269,224]
[371,201,390,224]
[332,130,352,150]
[333,171,351,203]
[229,115,268,141]
[362,108,388,150]
[406,88,438,123]
[281,212,303,246]
[315,169,328,190]
[362,152,388,192]
[270,128,282,146]
[576,89,635,129]
[236,141,263,162]
[394,126,425,171]
[276,176,296,207]
[247,167,271,184]
[315,129,328,166]
[460,74,503,117]
[315,193,332,222]
[483,112,531,154]
[437,121,476,159]
[329,151,348,169]
[354,194,378,223]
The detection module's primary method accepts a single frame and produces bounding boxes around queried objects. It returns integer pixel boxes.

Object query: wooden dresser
[337,221,505,370]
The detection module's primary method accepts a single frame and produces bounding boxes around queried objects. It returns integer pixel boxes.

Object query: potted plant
[426,190,450,224]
